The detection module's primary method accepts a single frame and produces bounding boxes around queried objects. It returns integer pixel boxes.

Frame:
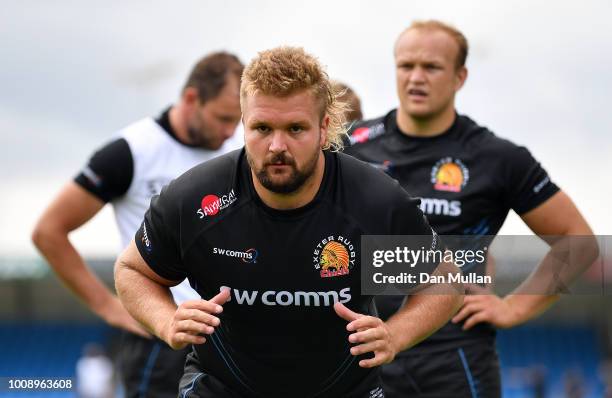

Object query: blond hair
[332,81,363,124]
[241,47,348,151]
[396,20,469,69]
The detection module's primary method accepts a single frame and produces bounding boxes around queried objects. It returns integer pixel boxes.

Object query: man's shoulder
[118,116,161,138]
[151,149,242,224]
[169,149,242,194]
[456,114,523,154]
[334,152,422,233]
[336,151,409,203]
[117,116,173,153]
[346,110,394,145]
[82,116,157,161]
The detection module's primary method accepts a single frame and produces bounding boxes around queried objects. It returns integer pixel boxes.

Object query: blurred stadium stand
[0,258,118,398]
[0,322,116,398]
[498,325,605,397]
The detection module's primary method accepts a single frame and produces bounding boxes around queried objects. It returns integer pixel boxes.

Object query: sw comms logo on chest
[213,247,258,264]
[431,157,469,192]
[196,189,237,218]
[312,236,356,278]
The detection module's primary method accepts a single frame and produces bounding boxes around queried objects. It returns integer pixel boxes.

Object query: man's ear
[182,87,200,106]
[320,114,330,148]
[455,67,468,92]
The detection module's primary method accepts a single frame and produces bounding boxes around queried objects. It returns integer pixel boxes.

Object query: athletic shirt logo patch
[349,123,385,145]
[196,189,238,219]
[312,236,356,278]
[431,157,469,192]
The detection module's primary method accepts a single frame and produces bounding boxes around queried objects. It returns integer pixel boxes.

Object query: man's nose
[269,131,288,153]
[409,66,426,83]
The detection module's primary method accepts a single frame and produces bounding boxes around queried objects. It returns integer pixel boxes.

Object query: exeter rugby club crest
[431,157,469,192]
[312,236,356,278]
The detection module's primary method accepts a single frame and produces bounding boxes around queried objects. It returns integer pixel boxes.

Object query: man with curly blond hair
[114,46,462,397]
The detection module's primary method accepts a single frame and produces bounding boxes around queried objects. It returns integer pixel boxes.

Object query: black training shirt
[135,149,438,397]
[345,110,559,352]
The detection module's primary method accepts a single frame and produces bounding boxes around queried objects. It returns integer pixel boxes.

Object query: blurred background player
[31,52,244,398]
[76,343,115,398]
[332,81,363,125]
[345,20,597,397]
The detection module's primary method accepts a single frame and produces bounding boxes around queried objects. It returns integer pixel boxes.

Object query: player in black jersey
[32,52,244,398]
[345,20,598,397]
[114,46,463,398]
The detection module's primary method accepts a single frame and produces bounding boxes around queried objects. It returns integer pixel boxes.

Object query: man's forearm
[385,260,464,352]
[115,260,177,339]
[501,294,559,327]
[386,292,462,352]
[503,234,599,325]
[32,229,116,316]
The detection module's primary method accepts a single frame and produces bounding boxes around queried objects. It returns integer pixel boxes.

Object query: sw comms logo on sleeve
[196,189,237,219]
[312,236,356,278]
[431,157,469,192]
[141,221,152,253]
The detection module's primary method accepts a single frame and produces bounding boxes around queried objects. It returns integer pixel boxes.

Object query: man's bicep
[504,145,559,214]
[521,190,593,238]
[116,240,180,287]
[74,138,134,203]
[36,182,105,233]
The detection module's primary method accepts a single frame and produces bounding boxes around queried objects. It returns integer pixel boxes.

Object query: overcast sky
[1,0,611,255]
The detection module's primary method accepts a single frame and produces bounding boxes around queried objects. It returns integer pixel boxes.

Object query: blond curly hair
[241,46,348,151]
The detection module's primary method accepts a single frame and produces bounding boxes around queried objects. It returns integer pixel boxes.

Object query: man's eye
[256,126,270,133]
[289,125,303,133]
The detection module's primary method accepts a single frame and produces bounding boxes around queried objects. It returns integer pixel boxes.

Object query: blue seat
[497,325,604,398]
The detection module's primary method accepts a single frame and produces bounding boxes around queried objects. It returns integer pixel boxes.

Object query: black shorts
[178,349,385,398]
[381,341,501,398]
[118,332,190,398]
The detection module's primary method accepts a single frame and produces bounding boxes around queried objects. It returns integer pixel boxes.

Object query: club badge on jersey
[431,157,469,192]
[312,236,357,278]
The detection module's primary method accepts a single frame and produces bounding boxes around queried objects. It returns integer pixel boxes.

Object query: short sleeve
[392,196,442,274]
[503,146,559,214]
[74,138,134,202]
[134,187,186,281]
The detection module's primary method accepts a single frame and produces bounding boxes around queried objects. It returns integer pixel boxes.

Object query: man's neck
[396,106,456,137]
[168,105,191,145]
[251,152,326,210]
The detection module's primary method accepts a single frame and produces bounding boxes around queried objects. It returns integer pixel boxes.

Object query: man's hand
[451,286,518,330]
[99,296,152,338]
[334,302,396,368]
[162,289,230,350]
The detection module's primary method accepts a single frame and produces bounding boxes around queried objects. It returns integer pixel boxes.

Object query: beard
[187,113,225,150]
[187,125,223,150]
[246,147,320,194]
